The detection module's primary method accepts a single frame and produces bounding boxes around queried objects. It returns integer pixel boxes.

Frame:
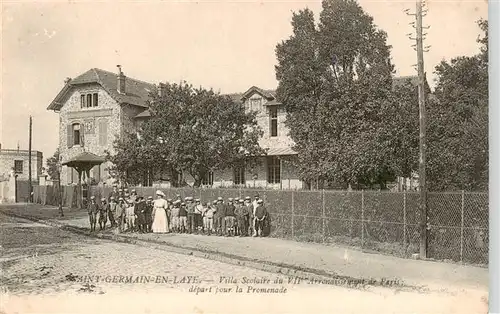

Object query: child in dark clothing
[254,199,268,237]
[224,199,236,236]
[179,202,188,233]
[99,198,108,231]
[235,199,247,236]
[135,196,147,233]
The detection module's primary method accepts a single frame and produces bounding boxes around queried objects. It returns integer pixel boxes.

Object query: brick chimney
[158,83,166,97]
[117,65,126,94]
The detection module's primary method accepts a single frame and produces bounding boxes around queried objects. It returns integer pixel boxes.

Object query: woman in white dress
[152,190,169,233]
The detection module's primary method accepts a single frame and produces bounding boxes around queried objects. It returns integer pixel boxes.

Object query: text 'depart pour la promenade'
[72,275,402,295]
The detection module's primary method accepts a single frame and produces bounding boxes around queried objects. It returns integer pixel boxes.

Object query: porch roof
[62,152,105,168]
[264,147,297,156]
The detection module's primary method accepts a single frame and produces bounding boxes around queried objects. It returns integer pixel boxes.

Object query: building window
[172,170,185,187]
[270,107,278,137]
[14,160,23,174]
[202,171,214,186]
[142,169,153,187]
[80,93,98,108]
[86,94,92,107]
[73,123,81,146]
[234,166,245,185]
[267,156,281,184]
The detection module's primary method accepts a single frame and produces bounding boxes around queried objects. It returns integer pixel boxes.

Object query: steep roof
[241,86,276,100]
[47,68,155,111]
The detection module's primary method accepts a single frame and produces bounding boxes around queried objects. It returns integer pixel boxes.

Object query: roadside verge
[0,204,488,294]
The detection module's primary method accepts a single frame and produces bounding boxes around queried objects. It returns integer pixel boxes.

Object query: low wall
[0,177,16,204]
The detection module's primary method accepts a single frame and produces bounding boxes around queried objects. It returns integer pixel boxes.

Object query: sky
[0,0,488,164]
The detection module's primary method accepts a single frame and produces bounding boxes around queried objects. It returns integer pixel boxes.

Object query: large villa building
[48,66,422,190]
[48,66,303,189]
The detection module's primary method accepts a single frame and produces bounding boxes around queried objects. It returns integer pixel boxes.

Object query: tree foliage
[106,132,147,186]
[275,0,395,188]
[108,82,264,187]
[276,1,487,191]
[427,19,488,191]
[46,148,60,181]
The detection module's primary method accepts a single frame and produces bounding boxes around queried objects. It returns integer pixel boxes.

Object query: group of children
[165,194,270,237]
[87,186,270,237]
[86,190,154,233]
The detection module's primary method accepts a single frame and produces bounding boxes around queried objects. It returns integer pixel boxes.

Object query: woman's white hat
[156,190,165,197]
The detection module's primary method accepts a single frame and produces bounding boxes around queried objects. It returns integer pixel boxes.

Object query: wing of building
[0,144,43,182]
[47,66,302,189]
[48,66,425,190]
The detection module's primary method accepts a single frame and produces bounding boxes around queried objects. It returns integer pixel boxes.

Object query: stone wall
[0,176,16,203]
[179,157,302,190]
[243,93,294,149]
[58,83,121,185]
[0,149,43,181]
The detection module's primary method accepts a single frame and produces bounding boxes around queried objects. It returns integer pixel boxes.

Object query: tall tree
[427,19,488,191]
[275,0,395,188]
[383,81,420,183]
[106,132,151,186]
[108,82,264,187]
[46,148,61,181]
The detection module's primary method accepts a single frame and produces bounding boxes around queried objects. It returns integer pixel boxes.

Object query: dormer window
[80,92,99,108]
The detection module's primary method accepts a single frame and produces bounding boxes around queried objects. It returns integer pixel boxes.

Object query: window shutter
[80,127,85,147]
[99,120,108,146]
[93,165,101,182]
[67,124,73,148]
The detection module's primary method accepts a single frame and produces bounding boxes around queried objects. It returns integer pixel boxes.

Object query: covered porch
[62,152,105,209]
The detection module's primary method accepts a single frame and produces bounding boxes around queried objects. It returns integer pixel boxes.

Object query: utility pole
[58,155,64,217]
[416,0,428,259]
[28,116,33,203]
[406,0,430,259]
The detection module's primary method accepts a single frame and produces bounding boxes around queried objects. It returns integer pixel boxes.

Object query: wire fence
[33,185,489,265]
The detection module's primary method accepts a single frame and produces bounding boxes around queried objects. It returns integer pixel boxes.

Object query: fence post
[403,191,407,251]
[291,190,295,239]
[460,190,465,263]
[361,190,365,248]
[322,189,325,243]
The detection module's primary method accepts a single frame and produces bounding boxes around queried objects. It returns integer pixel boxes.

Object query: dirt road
[0,213,488,314]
